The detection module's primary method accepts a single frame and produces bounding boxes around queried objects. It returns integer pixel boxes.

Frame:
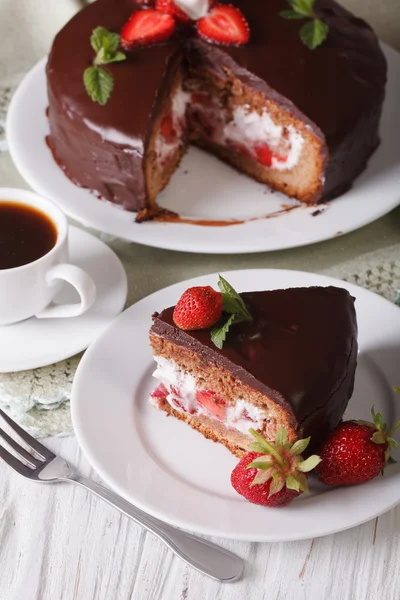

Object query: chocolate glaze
[151,286,358,449]
[47,0,386,213]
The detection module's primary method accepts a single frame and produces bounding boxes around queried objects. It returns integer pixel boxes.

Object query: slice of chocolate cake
[149,286,358,456]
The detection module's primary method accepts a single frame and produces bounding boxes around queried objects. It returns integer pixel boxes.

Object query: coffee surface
[0,202,58,270]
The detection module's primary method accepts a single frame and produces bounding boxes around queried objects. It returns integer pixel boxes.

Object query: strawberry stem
[249,428,285,468]
[387,420,400,436]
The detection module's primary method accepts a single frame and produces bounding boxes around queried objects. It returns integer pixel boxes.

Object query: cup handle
[35,263,97,319]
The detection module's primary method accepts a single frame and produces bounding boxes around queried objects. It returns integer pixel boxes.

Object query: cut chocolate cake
[46,0,387,220]
[149,286,358,456]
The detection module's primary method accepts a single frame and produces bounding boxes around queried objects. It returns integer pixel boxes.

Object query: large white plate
[7,46,400,254]
[71,269,400,542]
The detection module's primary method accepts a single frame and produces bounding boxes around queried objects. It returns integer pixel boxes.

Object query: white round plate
[0,226,127,373]
[71,269,400,542]
[7,46,400,255]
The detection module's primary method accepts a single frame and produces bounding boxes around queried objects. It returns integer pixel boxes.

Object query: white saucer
[0,226,127,373]
[6,46,400,254]
[71,269,400,542]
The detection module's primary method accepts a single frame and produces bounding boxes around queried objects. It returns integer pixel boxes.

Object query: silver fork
[0,408,243,582]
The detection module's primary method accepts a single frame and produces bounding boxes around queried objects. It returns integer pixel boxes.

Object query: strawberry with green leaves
[316,400,400,487]
[231,428,321,507]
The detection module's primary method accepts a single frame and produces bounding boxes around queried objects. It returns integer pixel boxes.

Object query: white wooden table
[1,434,399,600]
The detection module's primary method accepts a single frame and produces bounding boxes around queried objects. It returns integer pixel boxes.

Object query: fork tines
[0,408,54,477]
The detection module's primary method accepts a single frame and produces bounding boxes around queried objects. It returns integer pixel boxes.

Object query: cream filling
[151,356,266,435]
[223,105,305,170]
[155,88,191,162]
[173,0,210,19]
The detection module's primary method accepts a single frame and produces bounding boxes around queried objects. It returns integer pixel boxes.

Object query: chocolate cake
[149,286,358,456]
[46,0,387,220]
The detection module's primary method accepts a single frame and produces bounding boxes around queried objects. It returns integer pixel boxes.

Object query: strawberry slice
[151,383,168,399]
[255,144,273,167]
[256,144,288,167]
[274,153,288,163]
[121,9,176,49]
[197,4,250,46]
[160,113,177,143]
[196,390,226,420]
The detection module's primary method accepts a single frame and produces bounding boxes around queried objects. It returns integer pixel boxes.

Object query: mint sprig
[210,276,253,349]
[83,27,127,106]
[280,0,329,50]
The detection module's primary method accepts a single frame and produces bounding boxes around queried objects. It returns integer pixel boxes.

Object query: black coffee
[0,202,58,270]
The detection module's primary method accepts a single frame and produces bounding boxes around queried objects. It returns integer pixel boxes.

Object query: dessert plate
[6,46,400,255]
[0,226,127,373]
[71,269,400,542]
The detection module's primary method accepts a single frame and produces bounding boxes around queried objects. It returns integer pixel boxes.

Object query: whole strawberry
[173,286,223,330]
[316,406,400,486]
[231,428,321,508]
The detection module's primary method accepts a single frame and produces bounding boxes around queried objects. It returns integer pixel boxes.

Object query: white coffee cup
[0,188,96,326]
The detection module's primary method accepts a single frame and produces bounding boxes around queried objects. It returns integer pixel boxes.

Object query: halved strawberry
[121,9,176,49]
[160,114,177,143]
[196,390,226,420]
[197,4,250,46]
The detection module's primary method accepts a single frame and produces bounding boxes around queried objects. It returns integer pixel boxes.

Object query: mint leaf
[91,27,120,55]
[96,47,126,65]
[218,275,253,323]
[280,9,307,19]
[289,0,315,18]
[83,66,113,106]
[211,314,236,350]
[107,51,127,63]
[300,19,329,49]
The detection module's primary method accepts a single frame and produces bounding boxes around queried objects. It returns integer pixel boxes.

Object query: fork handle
[65,472,243,582]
